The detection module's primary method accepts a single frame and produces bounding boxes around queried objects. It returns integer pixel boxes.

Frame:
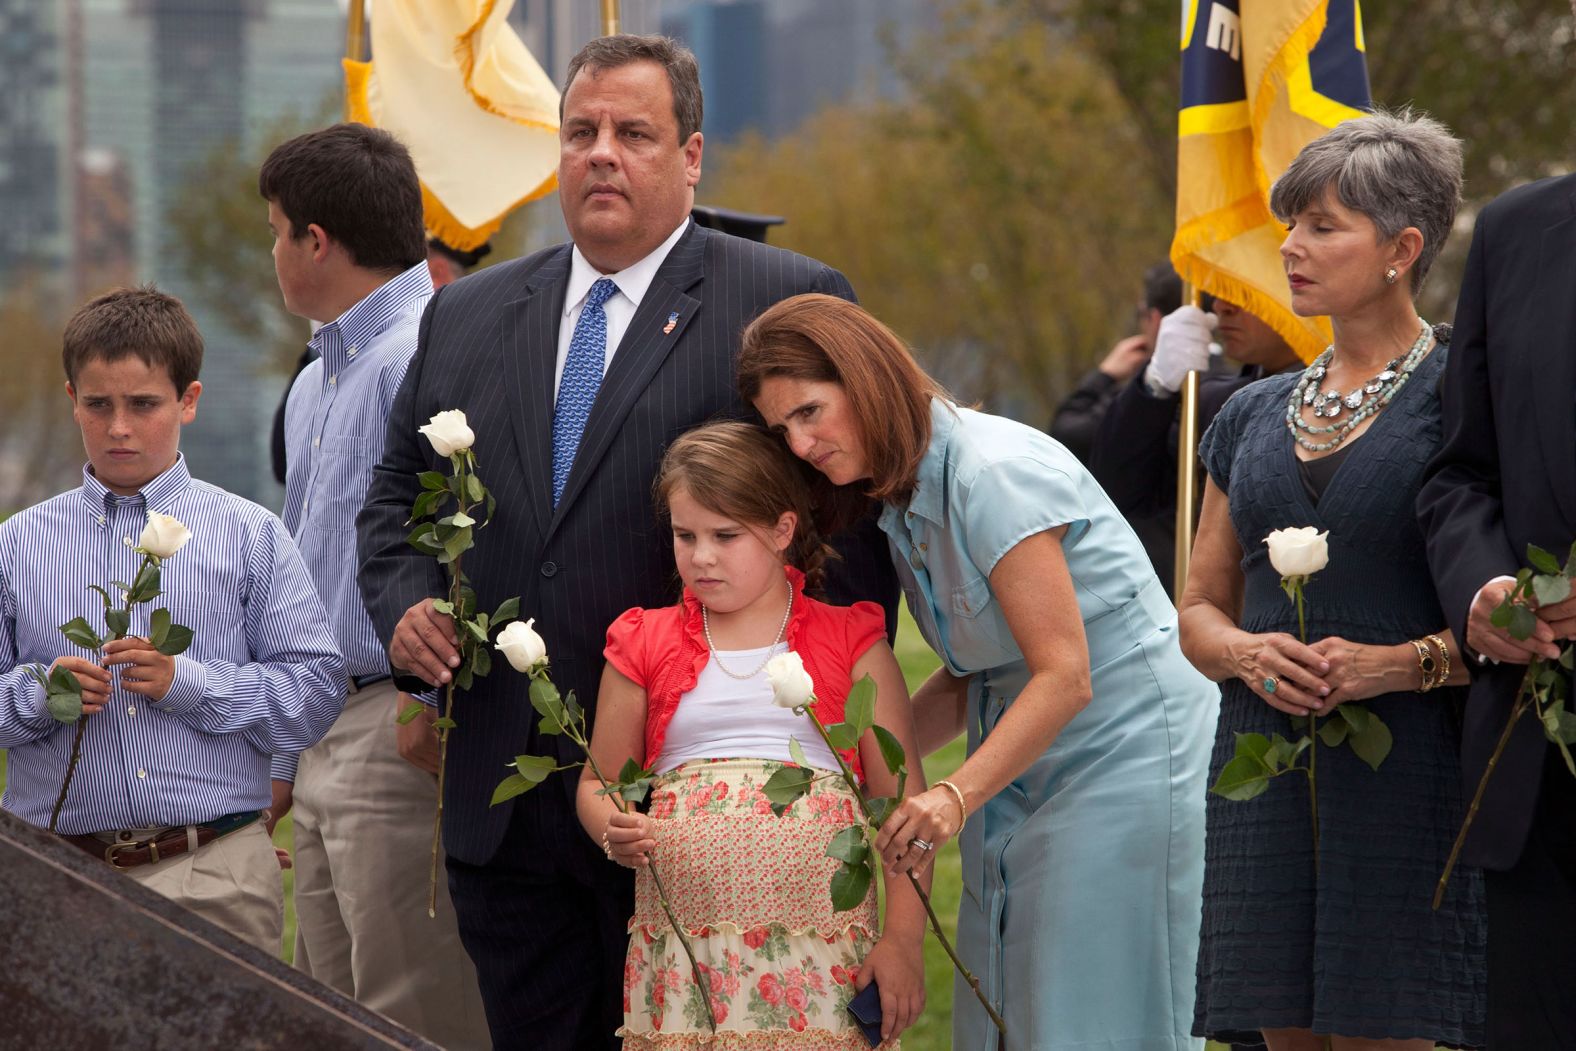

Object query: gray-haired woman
[1179,109,1487,1050]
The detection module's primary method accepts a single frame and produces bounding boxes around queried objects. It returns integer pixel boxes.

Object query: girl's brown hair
[737,294,948,510]
[655,421,837,592]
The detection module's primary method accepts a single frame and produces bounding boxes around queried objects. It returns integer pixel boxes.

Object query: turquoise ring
[1262,676,1279,694]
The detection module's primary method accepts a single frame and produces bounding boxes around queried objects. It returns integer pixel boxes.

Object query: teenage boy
[265,122,487,1048]
[0,286,345,953]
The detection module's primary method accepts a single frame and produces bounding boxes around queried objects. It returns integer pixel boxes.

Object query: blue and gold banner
[1172,0,1371,362]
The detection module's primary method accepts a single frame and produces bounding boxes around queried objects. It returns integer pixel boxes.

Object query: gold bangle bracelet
[1412,638,1438,692]
[934,779,968,833]
[1426,633,1450,688]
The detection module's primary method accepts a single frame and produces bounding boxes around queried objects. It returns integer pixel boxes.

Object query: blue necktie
[552,278,618,506]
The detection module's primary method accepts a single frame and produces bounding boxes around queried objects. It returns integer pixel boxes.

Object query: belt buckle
[104,841,142,868]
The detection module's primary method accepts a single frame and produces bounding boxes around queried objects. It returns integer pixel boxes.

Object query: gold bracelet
[934,779,968,833]
[1412,638,1438,692]
[1426,633,1450,689]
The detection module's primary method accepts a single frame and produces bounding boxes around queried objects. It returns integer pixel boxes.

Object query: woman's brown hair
[737,294,948,509]
[655,421,837,593]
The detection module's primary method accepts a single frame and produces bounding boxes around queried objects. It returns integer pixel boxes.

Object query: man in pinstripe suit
[358,35,894,1050]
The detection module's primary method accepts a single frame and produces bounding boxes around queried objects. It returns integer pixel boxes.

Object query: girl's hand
[602,811,656,868]
[855,934,926,1043]
[1308,637,1415,705]
[1227,630,1331,717]
[874,787,960,877]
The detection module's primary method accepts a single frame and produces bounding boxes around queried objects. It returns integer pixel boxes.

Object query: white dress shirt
[554,218,691,400]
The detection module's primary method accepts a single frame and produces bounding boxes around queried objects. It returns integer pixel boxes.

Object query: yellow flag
[346,0,561,251]
[1172,0,1370,362]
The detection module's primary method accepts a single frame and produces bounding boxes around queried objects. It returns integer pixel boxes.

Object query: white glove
[1143,305,1217,395]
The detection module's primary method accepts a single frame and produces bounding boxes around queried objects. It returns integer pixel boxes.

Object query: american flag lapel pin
[663,311,679,335]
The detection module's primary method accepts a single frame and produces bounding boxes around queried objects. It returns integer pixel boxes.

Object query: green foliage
[598,758,657,805]
[396,702,427,726]
[829,857,874,914]
[27,664,84,724]
[491,753,559,805]
[762,765,816,817]
[58,617,104,652]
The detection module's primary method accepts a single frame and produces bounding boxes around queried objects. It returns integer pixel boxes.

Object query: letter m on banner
[1172,0,1372,363]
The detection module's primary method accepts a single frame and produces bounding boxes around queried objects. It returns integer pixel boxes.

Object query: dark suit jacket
[1418,173,1576,870]
[1088,359,1268,596]
[357,223,895,868]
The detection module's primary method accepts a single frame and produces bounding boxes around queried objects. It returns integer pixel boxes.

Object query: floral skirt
[620,757,892,1050]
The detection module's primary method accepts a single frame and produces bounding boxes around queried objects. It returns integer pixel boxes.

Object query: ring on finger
[1262,675,1279,694]
[910,838,934,852]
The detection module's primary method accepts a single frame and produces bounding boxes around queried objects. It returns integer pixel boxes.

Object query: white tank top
[654,642,843,775]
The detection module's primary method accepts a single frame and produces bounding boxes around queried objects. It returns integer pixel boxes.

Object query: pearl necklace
[1285,321,1432,453]
[701,581,794,680]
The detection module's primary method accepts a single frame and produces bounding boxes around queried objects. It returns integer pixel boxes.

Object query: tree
[0,278,90,512]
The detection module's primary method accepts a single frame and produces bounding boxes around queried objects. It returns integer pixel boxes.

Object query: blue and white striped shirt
[279,262,432,778]
[0,456,346,835]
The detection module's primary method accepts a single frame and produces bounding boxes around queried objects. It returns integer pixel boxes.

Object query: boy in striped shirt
[0,286,345,952]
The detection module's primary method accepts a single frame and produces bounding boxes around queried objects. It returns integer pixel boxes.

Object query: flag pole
[344,0,367,120]
[1174,281,1202,597]
[600,0,621,36]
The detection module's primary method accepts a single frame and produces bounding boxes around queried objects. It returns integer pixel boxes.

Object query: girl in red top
[577,422,928,1049]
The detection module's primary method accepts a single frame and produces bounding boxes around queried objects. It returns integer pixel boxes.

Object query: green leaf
[154,624,194,657]
[824,721,861,752]
[148,607,171,648]
[529,677,567,735]
[126,562,161,604]
[1232,731,1273,771]
[396,702,426,725]
[843,674,876,736]
[619,775,656,805]
[46,688,83,724]
[86,585,111,612]
[409,489,444,523]
[1534,573,1573,608]
[490,773,537,805]
[431,598,455,616]
[1210,754,1271,801]
[465,474,484,504]
[787,736,810,769]
[1347,711,1394,772]
[419,470,448,492]
[513,753,558,783]
[433,717,457,731]
[872,724,906,776]
[825,825,869,864]
[405,524,444,556]
[471,644,492,679]
[484,491,496,526]
[1510,603,1540,642]
[1561,647,1575,671]
[454,664,474,691]
[443,526,474,562]
[1336,703,1371,734]
[1529,545,1561,575]
[867,795,898,828]
[491,597,520,626]
[829,858,873,912]
[58,617,104,652]
[48,664,80,695]
[1554,737,1576,780]
[463,618,489,644]
[762,765,815,815]
[1317,718,1350,747]
[104,609,131,640]
[1491,601,1513,629]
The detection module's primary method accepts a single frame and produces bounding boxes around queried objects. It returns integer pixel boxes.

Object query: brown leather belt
[58,810,263,870]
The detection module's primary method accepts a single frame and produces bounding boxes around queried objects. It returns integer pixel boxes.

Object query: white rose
[496,618,548,673]
[764,652,816,709]
[419,409,475,457]
[1264,526,1329,580]
[137,512,192,560]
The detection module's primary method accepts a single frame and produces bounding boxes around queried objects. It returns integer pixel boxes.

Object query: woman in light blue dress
[738,294,1216,1050]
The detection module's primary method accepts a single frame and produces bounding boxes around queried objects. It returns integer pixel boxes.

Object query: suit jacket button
[541,561,558,578]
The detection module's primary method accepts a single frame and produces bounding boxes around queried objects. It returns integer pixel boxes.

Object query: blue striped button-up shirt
[280,262,432,778]
[0,456,346,835]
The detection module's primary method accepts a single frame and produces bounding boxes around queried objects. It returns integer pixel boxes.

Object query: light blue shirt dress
[879,400,1214,1050]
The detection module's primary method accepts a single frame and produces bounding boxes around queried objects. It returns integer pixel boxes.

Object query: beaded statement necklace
[701,581,794,680]
[1285,321,1432,453]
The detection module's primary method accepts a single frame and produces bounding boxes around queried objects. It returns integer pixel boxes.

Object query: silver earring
[1384,267,1398,285]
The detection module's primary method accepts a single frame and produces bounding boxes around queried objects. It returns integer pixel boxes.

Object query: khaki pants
[125,820,283,955]
[292,680,488,1050]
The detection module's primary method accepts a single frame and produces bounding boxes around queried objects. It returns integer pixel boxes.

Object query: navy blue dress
[1193,346,1486,1047]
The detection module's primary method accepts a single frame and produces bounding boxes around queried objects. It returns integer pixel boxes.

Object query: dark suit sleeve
[1049,369,1119,465]
[1418,206,1520,648]
[811,264,857,304]
[357,292,448,691]
[1089,363,1178,516]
